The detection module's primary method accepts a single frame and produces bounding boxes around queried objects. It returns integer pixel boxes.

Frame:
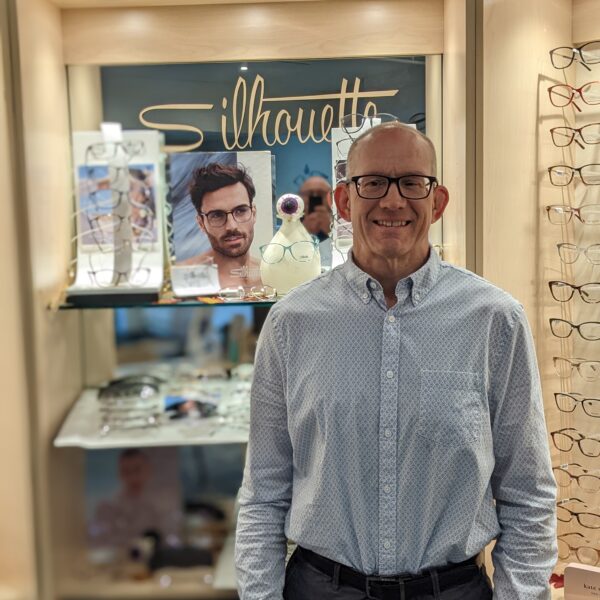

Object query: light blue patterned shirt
[235,249,557,600]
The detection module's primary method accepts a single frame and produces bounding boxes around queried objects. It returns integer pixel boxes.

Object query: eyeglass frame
[548,280,600,303]
[557,532,600,565]
[553,463,600,492]
[259,239,320,264]
[199,203,254,228]
[550,124,600,149]
[545,204,600,225]
[549,318,600,341]
[551,428,600,457]
[347,174,438,200]
[339,112,399,138]
[548,164,600,186]
[548,82,600,112]
[553,356,600,381]
[554,392,600,418]
[550,41,600,71]
[557,498,600,529]
[557,242,600,265]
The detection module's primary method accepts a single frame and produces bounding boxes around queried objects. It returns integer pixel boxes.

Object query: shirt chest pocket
[416,370,484,448]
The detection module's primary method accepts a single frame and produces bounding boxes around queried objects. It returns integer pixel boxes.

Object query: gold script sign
[139,75,399,152]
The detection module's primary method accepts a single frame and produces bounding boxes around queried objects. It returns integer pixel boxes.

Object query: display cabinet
[4,1,596,599]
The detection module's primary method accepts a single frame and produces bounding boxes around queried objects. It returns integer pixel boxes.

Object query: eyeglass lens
[552,430,600,457]
[551,124,600,147]
[550,318,600,340]
[549,281,600,303]
[555,393,600,418]
[554,357,600,381]
[554,467,600,493]
[354,175,435,200]
[557,536,600,565]
[205,205,252,227]
[558,243,600,265]
[557,504,600,529]
[549,165,600,186]
[260,241,317,264]
[546,205,600,225]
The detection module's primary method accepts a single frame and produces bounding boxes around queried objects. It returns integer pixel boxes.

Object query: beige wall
[15,0,86,597]
[0,2,37,598]
[61,0,444,65]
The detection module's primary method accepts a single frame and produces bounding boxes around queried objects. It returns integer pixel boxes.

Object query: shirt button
[383,484,391,493]
[384,428,392,438]
[414,292,420,300]
[362,292,369,300]
[369,281,377,289]
[383,540,391,550]
[386,370,394,379]
[387,315,396,323]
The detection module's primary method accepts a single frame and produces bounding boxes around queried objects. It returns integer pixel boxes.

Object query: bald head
[346,122,437,178]
[298,175,332,208]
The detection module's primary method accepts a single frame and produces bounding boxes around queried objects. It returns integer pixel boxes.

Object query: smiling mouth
[374,220,411,227]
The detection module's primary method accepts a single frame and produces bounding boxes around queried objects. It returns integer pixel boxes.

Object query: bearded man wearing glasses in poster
[179,163,261,288]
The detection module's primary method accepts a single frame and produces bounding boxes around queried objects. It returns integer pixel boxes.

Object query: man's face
[299,176,332,210]
[119,454,151,496]
[335,128,448,274]
[197,182,256,258]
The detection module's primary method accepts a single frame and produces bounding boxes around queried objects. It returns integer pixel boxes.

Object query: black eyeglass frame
[550,41,600,71]
[199,204,254,228]
[548,280,600,303]
[347,174,438,200]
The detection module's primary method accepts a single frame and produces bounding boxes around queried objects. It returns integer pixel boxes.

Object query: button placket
[378,316,399,571]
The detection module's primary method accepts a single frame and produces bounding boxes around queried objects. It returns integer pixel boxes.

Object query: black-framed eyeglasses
[555,392,600,418]
[549,280,600,303]
[550,318,600,341]
[557,498,600,529]
[551,427,600,457]
[550,124,600,148]
[200,204,253,228]
[550,40,600,70]
[548,82,600,112]
[348,174,438,200]
[553,356,600,382]
[554,464,600,494]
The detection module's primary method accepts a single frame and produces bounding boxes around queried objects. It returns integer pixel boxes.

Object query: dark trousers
[283,548,493,600]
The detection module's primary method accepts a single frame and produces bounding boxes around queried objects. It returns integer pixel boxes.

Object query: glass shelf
[58,297,276,310]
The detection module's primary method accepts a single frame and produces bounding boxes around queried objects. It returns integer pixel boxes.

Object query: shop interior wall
[480,0,571,490]
[0,3,37,599]
[12,0,100,597]
[11,0,467,597]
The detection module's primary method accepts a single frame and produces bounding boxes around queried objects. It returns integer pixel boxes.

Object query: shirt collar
[342,247,442,306]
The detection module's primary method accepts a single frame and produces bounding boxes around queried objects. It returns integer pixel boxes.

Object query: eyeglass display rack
[546,40,600,578]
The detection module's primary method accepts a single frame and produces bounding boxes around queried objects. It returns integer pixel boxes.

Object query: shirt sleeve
[235,307,293,600]
[489,305,557,600]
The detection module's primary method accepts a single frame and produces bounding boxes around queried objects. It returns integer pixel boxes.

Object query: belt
[297,546,480,600]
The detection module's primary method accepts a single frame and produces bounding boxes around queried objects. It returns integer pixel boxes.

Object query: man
[180,163,261,288]
[235,123,557,599]
[298,175,334,242]
[92,449,179,549]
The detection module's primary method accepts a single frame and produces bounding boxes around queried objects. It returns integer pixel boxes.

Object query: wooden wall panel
[15,0,87,597]
[573,0,600,44]
[61,0,444,65]
[0,2,37,598]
